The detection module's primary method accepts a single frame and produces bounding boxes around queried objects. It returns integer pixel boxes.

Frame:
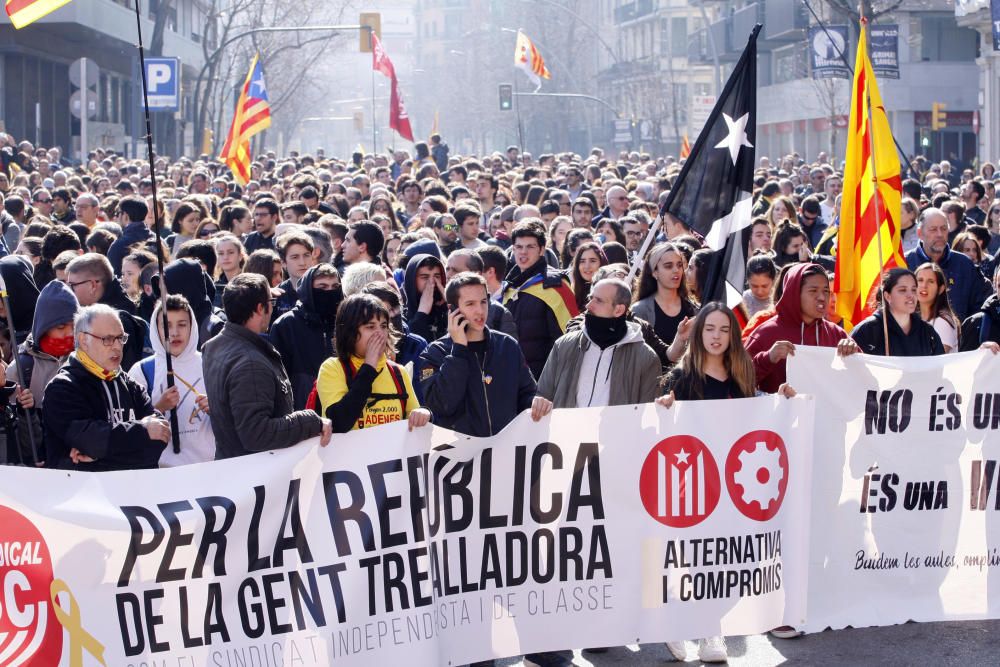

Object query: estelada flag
[834,19,903,330]
[5,0,71,28]
[680,135,692,159]
[514,30,551,91]
[218,55,271,186]
[371,32,414,142]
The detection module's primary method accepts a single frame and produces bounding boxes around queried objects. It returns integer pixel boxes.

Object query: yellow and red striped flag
[514,30,551,91]
[5,0,72,28]
[834,19,903,330]
[219,55,271,186]
[679,134,691,159]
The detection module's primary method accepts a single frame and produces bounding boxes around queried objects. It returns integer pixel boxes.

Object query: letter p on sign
[148,64,172,91]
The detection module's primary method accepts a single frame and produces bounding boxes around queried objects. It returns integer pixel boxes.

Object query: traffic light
[353,110,364,132]
[931,102,947,131]
[919,127,930,148]
[498,84,513,111]
[359,12,381,52]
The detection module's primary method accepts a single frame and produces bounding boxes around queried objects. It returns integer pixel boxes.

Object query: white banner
[0,399,812,666]
[788,348,1000,632]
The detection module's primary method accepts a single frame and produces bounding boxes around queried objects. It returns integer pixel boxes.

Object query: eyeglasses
[34,198,51,204]
[199,227,220,237]
[83,331,129,347]
[440,224,458,232]
[67,278,98,290]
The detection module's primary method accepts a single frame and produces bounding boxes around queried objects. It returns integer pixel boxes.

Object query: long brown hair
[636,242,695,303]
[914,262,959,332]
[675,302,756,399]
[570,241,608,310]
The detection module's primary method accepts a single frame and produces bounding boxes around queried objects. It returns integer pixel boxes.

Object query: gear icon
[732,441,783,509]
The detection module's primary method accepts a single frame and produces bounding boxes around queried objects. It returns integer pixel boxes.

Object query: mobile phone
[449,305,468,330]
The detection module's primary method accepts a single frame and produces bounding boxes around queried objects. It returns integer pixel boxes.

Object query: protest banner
[0,399,812,666]
[788,348,1000,632]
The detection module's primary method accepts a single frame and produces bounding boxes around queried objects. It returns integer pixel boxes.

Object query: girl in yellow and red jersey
[316,294,431,433]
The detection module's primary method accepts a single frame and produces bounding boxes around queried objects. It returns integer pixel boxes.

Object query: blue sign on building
[144,57,180,111]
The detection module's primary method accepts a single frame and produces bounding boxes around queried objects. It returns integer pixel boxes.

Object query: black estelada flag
[662,24,759,307]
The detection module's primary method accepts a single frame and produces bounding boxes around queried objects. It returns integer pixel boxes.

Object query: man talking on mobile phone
[420,272,537,437]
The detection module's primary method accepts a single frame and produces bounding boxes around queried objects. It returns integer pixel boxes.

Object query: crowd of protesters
[2,130,1000,664]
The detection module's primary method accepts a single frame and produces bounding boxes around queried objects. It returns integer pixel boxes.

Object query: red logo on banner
[0,505,63,665]
[639,435,721,527]
[725,430,789,521]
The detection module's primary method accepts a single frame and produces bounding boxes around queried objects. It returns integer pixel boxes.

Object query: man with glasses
[31,188,53,219]
[43,303,170,471]
[65,253,148,370]
[74,193,101,229]
[798,195,827,249]
[433,213,461,255]
[593,184,630,226]
[244,199,280,253]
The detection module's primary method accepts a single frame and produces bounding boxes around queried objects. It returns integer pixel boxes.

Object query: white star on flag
[714,112,753,165]
[675,449,690,466]
[251,74,267,98]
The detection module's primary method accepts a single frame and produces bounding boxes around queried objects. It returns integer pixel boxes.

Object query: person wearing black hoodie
[44,304,169,471]
[160,258,226,347]
[271,263,343,409]
[66,253,149,371]
[0,254,40,345]
[402,253,449,342]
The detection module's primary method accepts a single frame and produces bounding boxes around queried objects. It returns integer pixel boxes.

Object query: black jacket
[960,294,1000,351]
[502,258,577,379]
[850,311,945,357]
[270,266,339,410]
[203,321,323,459]
[98,278,148,371]
[243,231,275,254]
[43,355,164,471]
[420,328,536,437]
[0,255,39,344]
[108,220,157,276]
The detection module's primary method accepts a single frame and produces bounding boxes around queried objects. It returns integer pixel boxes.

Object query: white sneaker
[698,636,728,663]
[665,640,688,661]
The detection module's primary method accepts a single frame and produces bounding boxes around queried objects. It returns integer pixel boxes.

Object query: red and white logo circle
[639,435,721,527]
[0,505,62,665]
[725,430,789,521]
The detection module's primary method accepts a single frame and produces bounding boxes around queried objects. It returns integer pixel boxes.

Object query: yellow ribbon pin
[50,579,108,667]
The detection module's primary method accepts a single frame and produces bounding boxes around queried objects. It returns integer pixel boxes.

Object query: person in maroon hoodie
[744,262,858,394]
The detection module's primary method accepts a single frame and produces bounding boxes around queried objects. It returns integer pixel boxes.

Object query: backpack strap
[385,362,408,416]
[141,357,155,391]
[340,357,354,384]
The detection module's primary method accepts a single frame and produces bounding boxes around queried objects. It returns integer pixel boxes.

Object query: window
[916,13,977,62]
[671,17,687,57]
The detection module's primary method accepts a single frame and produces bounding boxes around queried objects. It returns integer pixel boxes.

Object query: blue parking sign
[145,57,180,111]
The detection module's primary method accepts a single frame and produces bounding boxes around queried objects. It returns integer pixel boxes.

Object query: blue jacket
[905,243,993,320]
[420,328,536,437]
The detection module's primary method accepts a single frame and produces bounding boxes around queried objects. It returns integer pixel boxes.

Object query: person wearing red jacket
[744,262,857,393]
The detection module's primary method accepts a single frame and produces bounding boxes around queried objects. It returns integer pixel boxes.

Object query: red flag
[372,33,414,142]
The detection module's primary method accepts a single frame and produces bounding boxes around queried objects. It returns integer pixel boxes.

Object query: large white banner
[0,399,812,666]
[788,348,1000,632]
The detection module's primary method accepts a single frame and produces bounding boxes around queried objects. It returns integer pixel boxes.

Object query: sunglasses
[199,227,220,237]
[440,224,458,232]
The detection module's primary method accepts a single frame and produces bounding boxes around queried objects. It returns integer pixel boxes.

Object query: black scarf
[584,312,628,350]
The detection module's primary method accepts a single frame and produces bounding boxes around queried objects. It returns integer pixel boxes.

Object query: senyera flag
[5,0,72,28]
[834,18,903,330]
[218,54,271,186]
[514,29,551,91]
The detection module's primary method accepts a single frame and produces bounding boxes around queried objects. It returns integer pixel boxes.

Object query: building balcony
[614,0,656,25]
[761,0,810,44]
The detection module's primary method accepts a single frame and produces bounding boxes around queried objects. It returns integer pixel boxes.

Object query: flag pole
[512,40,526,159]
[132,0,181,454]
[369,27,377,156]
[859,14,892,356]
